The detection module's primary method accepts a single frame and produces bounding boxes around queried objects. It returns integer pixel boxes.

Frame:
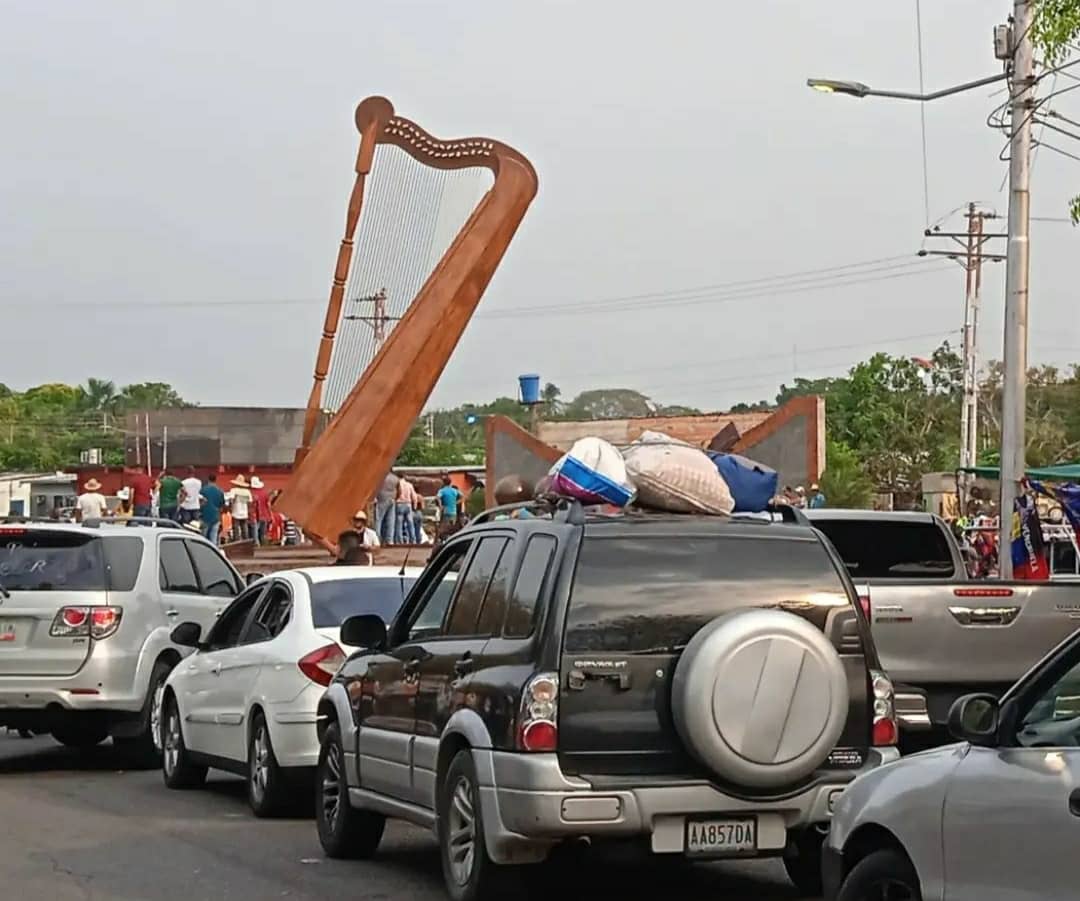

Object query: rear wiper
[627,644,688,656]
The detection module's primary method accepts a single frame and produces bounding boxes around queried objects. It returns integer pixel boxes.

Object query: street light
[806,6,1032,579]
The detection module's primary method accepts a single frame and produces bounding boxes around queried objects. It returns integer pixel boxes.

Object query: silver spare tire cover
[672,609,849,789]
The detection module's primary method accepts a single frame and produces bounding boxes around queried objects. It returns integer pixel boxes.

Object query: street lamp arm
[807,71,1006,102]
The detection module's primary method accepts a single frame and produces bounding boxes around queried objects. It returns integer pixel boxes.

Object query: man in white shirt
[178,467,203,526]
[353,510,381,552]
[75,479,108,523]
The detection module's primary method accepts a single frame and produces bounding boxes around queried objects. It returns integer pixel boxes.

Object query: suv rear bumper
[474,748,899,865]
[0,651,146,719]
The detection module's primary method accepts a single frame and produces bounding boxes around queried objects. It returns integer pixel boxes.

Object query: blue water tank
[518,374,541,405]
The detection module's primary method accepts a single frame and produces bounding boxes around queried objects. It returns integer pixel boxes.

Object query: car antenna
[399,544,413,577]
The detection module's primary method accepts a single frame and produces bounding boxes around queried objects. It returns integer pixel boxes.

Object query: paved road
[0,732,816,901]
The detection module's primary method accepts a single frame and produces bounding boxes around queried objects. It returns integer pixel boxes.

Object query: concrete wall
[537,412,771,451]
[734,396,825,490]
[485,417,561,505]
[124,408,323,467]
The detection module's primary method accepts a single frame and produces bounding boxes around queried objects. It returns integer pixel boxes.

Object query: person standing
[229,475,253,541]
[178,467,202,526]
[250,476,271,546]
[75,479,108,523]
[157,468,182,521]
[199,473,227,545]
[374,471,399,545]
[436,474,463,541]
[411,490,425,546]
[352,510,381,556]
[126,467,153,518]
[809,483,826,509]
[113,488,134,520]
[395,475,418,543]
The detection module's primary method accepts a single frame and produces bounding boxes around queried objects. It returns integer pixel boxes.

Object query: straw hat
[182,521,202,533]
[250,476,264,489]
[84,478,102,492]
[353,509,368,522]
[231,475,249,488]
[116,487,130,501]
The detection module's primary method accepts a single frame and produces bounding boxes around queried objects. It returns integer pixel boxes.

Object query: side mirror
[340,614,387,650]
[948,693,1000,746]
[170,621,203,649]
[245,573,263,586]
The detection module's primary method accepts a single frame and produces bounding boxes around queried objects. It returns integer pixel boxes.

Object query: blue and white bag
[549,437,636,508]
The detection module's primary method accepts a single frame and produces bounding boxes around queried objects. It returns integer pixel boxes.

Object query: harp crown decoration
[278,96,538,543]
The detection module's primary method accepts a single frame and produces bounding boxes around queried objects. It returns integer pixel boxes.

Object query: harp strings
[323,145,491,413]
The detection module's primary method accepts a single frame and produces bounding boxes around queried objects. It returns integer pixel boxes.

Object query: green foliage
[819,440,875,509]
[1031,1,1080,219]
[0,379,190,471]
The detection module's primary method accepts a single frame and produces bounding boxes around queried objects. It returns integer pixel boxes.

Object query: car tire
[161,692,208,790]
[247,711,293,817]
[439,749,517,901]
[783,827,825,896]
[51,721,110,749]
[837,848,922,901]
[316,722,385,859]
[115,659,173,769]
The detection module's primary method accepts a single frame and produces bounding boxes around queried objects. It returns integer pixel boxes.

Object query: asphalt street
[0,731,817,901]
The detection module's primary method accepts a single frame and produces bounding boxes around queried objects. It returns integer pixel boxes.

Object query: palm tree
[80,378,119,413]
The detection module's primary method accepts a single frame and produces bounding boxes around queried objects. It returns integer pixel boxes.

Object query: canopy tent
[960,463,1080,482]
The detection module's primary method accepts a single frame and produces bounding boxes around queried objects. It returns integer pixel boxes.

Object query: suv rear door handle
[949,605,1021,626]
[453,652,474,677]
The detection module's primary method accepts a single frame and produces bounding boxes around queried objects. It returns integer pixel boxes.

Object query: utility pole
[999,0,1035,578]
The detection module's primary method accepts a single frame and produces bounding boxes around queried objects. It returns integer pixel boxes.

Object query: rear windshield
[812,519,955,578]
[0,530,141,592]
[564,535,850,653]
[310,576,417,628]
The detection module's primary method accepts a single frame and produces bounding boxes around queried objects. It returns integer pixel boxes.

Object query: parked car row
[5,506,1080,900]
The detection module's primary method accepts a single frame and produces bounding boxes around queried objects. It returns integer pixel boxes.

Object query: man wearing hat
[809,483,826,509]
[352,510,381,552]
[229,475,253,542]
[75,479,108,523]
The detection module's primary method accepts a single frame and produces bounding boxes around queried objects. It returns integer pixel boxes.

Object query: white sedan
[160,565,421,816]
[824,626,1080,900]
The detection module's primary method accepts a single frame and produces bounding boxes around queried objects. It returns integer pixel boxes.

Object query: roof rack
[82,517,183,530]
[470,494,585,526]
[0,516,70,525]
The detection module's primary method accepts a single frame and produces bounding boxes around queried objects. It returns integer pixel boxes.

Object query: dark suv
[314,500,899,900]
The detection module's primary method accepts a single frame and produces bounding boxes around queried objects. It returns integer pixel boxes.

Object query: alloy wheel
[321,741,343,832]
[150,683,166,753]
[251,726,270,803]
[163,708,181,775]
[446,775,477,887]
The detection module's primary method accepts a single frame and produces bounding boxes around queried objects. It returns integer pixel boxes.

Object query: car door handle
[1068,788,1080,817]
[210,664,222,676]
[453,653,474,677]
[948,605,1021,626]
[166,609,179,618]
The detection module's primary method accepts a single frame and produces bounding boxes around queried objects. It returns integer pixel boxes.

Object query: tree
[819,440,875,508]
[563,388,655,420]
[541,382,562,413]
[117,382,188,411]
[78,378,119,414]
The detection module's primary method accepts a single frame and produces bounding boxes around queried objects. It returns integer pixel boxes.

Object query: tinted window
[504,535,556,638]
[102,537,144,591]
[1019,655,1080,748]
[159,540,199,592]
[446,537,509,637]
[1052,541,1078,577]
[475,541,515,636]
[564,535,849,653]
[0,530,106,592]
[206,588,263,650]
[250,583,291,641]
[186,540,239,597]
[812,519,955,578]
[310,577,417,629]
[408,543,470,640]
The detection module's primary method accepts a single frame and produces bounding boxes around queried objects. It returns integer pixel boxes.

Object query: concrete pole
[998,0,1034,578]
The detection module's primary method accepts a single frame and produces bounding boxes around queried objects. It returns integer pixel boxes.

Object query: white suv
[0,517,244,764]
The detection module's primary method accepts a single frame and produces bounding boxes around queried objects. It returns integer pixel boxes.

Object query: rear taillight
[50,606,123,639]
[517,673,559,752]
[858,594,871,622]
[298,644,345,687]
[870,669,898,747]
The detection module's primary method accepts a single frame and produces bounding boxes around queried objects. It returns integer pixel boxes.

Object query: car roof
[582,515,819,541]
[803,509,939,524]
[0,521,185,537]
[296,565,425,583]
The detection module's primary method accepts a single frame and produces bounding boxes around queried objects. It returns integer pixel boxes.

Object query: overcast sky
[2,0,1077,414]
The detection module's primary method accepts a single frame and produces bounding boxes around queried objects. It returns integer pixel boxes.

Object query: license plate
[685,817,757,857]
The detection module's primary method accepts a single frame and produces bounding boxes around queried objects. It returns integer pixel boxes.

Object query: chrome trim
[948,605,1020,626]
[348,787,436,830]
[894,692,932,731]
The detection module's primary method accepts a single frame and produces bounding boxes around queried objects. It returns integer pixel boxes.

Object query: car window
[812,519,956,578]
[185,539,239,597]
[503,534,557,638]
[445,537,510,637]
[249,582,292,642]
[475,540,515,637]
[407,542,471,641]
[1018,654,1080,748]
[102,537,144,591]
[564,535,851,653]
[159,539,199,593]
[204,586,264,651]
[0,529,106,591]
[310,577,417,628]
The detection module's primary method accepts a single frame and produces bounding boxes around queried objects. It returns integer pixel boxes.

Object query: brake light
[50,606,123,639]
[517,673,559,752]
[870,669,897,747]
[298,643,345,686]
[954,587,1014,598]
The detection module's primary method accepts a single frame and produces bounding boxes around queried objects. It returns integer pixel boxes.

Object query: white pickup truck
[806,509,1080,745]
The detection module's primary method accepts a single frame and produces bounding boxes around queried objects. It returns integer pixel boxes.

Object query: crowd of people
[776,483,827,509]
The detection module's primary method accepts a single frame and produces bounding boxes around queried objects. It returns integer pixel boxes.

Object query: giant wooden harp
[277,96,538,541]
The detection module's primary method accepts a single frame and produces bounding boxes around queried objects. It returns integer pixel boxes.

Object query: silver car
[0,518,243,762]
[824,626,1080,900]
